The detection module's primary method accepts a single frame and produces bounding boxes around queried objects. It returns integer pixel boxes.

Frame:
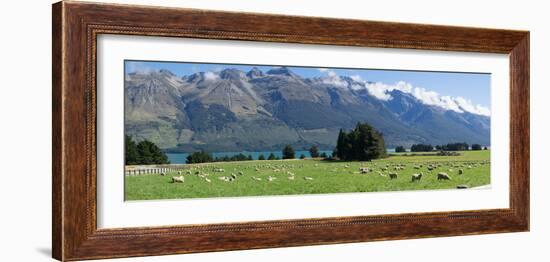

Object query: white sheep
[304,176,314,181]
[389,172,398,179]
[411,173,423,182]
[171,176,184,183]
[437,172,452,180]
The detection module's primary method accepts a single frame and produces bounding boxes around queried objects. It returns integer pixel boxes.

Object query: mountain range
[124,67,490,152]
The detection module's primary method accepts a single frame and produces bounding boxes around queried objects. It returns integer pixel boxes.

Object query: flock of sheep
[159,159,489,190]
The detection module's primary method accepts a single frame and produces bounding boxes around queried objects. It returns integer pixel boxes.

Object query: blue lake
[166,150,334,164]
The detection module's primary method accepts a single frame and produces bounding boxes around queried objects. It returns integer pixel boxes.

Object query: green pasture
[125,150,490,200]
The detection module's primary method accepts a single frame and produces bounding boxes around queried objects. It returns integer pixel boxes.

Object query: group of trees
[185,144,331,164]
[334,122,387,161]
[435,142,470,151]
[410,144,435,152]
[186,152,254,164]
[399,142,488,152]
[125,135,170,165]
[258,153,280,160]
[394,146,406,153]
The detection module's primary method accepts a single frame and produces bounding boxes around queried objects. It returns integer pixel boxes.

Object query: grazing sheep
[287,176,295,180]
[267,176,276,182]
[359,167,369,174]
[171,176,184,183]
[230,173,237,179]
[218,176,231,182]
[304,176,314,181]
[437,172,452,180]
[204,178,211,183]
[389,172,398,179]
[411,173,423,182]
[238,171,244,176]
[160,172,166,176]
[252,176,262,181]
[214,168,225,172]
[414,166,420,170]
[378,172,386,177]
[177,171,183,175]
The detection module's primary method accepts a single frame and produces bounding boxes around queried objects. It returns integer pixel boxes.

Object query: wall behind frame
[0,0,545,261]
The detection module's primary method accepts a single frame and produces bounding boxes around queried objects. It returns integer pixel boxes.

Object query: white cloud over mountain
[348,74,491,117]
[203,71,219,81]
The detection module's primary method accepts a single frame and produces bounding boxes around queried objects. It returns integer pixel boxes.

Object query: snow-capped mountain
[124,67,490,151]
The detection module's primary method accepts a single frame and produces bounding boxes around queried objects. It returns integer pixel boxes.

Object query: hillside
[124,67,490,151]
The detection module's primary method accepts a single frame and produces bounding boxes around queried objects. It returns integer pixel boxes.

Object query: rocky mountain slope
[124,67,490,151]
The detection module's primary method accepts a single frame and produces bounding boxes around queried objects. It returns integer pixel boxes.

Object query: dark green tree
[258,154,266,160]
[471,144,482,150]
[299,154,306,159]
[335,128,353,160]
[394,146,406,153]
[411,144,434,152]
[267,153,277,160]
[282,145,295,159]
[125,135,139,165]
[436,142,469,151]
[135,139,170,164]
[186,151,213,164]
[247,155,253,160]
[335,122,387,161]
[309,145,320,158]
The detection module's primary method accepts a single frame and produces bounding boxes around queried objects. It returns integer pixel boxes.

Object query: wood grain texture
[52,1,530,261]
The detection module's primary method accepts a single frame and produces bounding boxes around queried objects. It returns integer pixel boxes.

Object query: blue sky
[125,60,491,110]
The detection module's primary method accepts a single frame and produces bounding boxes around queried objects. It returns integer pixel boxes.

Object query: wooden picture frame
[52,1,529,261]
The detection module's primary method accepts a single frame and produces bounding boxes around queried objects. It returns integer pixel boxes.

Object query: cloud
[358,79,490,116]
[319,69,348,88]
[364,82,393,100]
[203,71,219,81]
[454,97,491,116]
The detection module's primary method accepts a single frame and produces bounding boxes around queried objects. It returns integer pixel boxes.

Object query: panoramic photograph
[123,60,491,201]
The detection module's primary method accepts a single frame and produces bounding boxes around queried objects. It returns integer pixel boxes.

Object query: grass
[125,150,490,201]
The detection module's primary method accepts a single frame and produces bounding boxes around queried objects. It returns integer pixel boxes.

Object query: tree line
[394,142,488,152]
[186,145,328,164]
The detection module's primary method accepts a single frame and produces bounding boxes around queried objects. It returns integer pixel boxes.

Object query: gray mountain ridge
[124,67,490,152]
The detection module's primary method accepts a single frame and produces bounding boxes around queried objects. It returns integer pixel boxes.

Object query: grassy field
[125,150,490,200]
